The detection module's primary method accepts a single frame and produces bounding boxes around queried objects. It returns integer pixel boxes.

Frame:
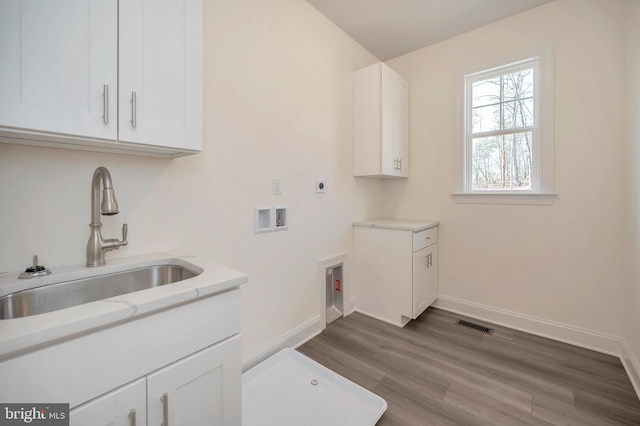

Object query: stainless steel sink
[0,264,200,320]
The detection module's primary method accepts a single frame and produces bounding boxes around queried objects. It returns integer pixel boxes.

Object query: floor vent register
[456,319,494,335]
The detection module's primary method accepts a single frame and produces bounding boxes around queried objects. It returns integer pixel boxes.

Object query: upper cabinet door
[118,0,203,151]
[0,0,117,140]
[392,71,409,177]
[381,65,409,178]
[354,62,409,178]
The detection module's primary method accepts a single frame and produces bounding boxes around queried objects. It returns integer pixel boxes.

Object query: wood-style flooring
[297,308,640,425]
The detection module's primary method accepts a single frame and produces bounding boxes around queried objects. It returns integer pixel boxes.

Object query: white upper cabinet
[354,62,409,178]
[0,0,202,157]
[0,0,117,140]
[119,0,202,151]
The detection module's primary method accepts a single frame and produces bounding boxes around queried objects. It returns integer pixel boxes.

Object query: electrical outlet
[316,179,326,193]
[273,177,282,195]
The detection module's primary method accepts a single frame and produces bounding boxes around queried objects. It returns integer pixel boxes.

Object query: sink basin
[0,264,200,320]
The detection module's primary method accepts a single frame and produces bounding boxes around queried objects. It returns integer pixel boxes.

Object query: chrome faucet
[86,167,128,267]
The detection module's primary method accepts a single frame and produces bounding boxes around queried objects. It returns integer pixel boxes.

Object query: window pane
[472,77,501,107]
[472,132,532,190]
[471,136,500,190]
[504,68,533,101]
[471,104,500,133]
[503,98,533,128]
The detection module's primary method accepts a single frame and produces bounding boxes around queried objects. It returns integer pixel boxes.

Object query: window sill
[452,192,556,205]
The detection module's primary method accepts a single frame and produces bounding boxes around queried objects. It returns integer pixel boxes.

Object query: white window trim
[453,44,555,206]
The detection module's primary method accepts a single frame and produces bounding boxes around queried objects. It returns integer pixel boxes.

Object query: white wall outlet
[273,177,282,195]
[316,179,326,193]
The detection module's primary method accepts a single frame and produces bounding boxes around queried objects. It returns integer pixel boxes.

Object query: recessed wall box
[274,205,288,231]
[255,205,288,233]
[254,206,273,234]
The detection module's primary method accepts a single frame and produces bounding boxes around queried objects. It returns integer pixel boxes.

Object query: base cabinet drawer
[413,227,438,252]
[355,224,438,327]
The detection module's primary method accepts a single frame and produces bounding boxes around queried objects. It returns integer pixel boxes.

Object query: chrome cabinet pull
[161,393,169,426]
[131,91,137,128]
[103,85,109,124]
[128,409,136,426]
[398,158,402,171]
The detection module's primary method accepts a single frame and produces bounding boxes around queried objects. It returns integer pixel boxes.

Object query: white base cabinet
[354,220,438,327]
[1,289,242,426]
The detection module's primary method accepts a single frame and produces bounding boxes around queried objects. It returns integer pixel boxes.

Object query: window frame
[454,45,555,205]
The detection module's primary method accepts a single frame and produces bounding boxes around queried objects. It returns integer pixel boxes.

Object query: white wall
[625,0,640,373]
[383,0,630,337]
[0,0,380,361]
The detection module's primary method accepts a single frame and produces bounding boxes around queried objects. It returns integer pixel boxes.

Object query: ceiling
[306,0,554,61]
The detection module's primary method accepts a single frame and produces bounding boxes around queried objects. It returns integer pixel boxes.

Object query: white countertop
[0,252,247,360]
[353,218,439,232]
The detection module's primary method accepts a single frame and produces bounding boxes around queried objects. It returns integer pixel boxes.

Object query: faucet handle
[121,223,129,247]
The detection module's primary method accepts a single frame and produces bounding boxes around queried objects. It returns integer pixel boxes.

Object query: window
[456,47,554,205]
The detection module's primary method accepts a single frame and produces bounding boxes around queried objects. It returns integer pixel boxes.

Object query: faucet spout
[91,167,118,224]
[86,167,128,267]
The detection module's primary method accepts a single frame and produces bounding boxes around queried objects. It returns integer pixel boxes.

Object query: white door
[393,74,409,177]
[412,247,428,318]
[380,65,409,177]
[0,0,117,140]
[70,378,146,426]
[381,65,396,176]
[147,336,241,426]
[118,0,202,151]
[425,244,438,306]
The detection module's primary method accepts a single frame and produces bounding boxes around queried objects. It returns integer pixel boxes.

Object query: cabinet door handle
[398,158,402,171]
[129,409,136,426]
[161,393,169,426]
[103,84,109,124]
[131,91,137,128]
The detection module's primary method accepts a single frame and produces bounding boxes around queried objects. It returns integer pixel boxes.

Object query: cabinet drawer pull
[131,91,137,128]
[129,409,136,426]
[161,393,169,426]
[103,84,109,124]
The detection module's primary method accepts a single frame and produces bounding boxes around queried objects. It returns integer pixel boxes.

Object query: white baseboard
[622,340,640,400]
[241,315,323,372]
[433,296,623,356]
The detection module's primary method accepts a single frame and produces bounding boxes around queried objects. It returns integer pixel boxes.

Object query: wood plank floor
[297,308,640,425]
